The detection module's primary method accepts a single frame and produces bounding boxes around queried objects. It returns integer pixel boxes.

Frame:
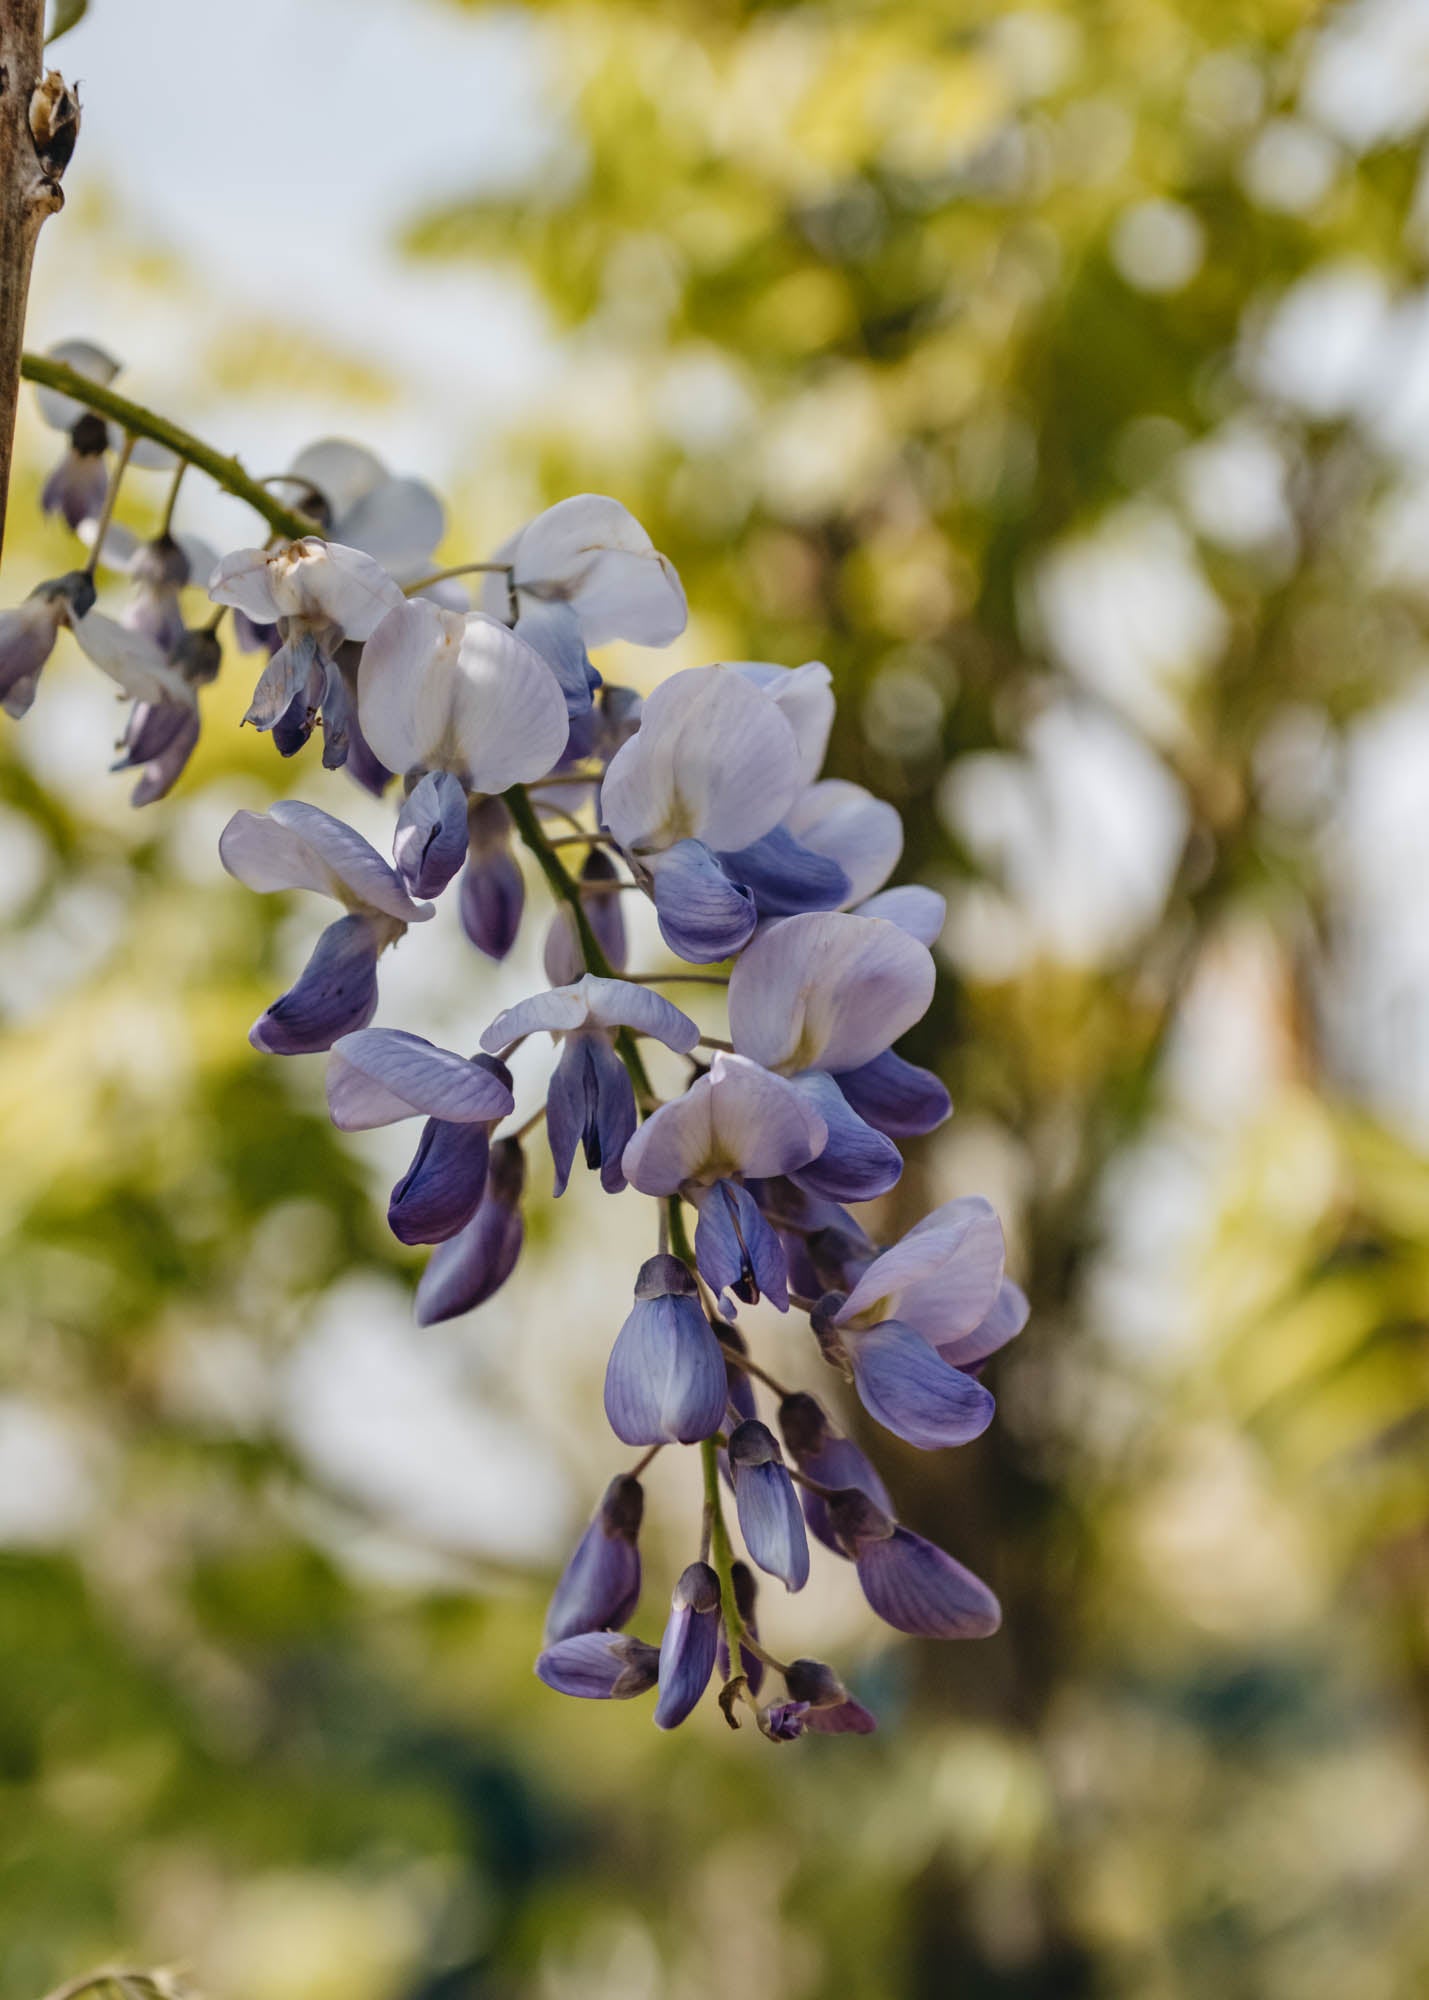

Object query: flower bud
[414,1138,525,1326]
[604,1256,726,1446]
[783,1657,848,1708]
[778,1393,893,1557]
[0,572,94,716]
[759,1701,809,1741]
[653,1561,721,1730]
[460,796,524,959]
[544,1473,645,1645]
[728,1420,809,1593]
[783,1657,877,1734]
[536,1631,660,1702]
[394,769,468,899]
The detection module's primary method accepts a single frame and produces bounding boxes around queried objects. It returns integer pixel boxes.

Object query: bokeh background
[4,0,1429,1994]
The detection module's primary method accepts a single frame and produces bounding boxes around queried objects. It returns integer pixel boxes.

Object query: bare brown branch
[0,0,77,560]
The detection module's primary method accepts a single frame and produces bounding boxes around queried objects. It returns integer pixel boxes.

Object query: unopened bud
[784,1657,849,1709]
[634,1252,697,1301]
[597,1472,644,1544]
[824,1487,897,1556]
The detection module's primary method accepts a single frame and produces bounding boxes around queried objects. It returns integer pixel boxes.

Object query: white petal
[624,1054,826,1191]
[578,975,700,1051]
[288,439,387,519]
[301,539,405,640]
[358,602,569,790]
[727,912,934,1074]
[729,661,833,786]
[69,612,195,707]
[478,974,697,1055]
[785,779,903,904]
[512,495,687,647]
[326,1029,513,1129]
[209,546,285,624]
[338,476,445,579]
[219,799,431,923]
[837,1196,1005,1341]
[621,1083,717,1195]
[600,665,802,855]
[212,539,401,637]
[36,339,120,432]
[706,1052,827,1179]
[855,885,946,945]
[480,985,592,1052]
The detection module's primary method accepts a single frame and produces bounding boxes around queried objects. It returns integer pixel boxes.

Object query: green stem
[700,1433,747,1697]
[20,352,317,540]
[83,429,134,576]
[159,456,187,536]
[403,558,515,605]
[503,782,654,1104]
[666,1192,695,1265]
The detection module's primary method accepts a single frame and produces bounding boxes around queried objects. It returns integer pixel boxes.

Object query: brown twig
[0,2,77,557]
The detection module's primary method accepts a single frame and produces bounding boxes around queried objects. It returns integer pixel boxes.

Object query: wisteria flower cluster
[0,344,1028,1741]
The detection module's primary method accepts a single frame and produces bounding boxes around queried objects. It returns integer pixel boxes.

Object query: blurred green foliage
[4,0,1429,1996]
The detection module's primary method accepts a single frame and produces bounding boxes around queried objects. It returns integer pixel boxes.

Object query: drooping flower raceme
[202,503,1021,1741]
[4,353,1025,1744]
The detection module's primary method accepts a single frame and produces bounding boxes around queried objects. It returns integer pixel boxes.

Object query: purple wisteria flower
[210,538,404,762]
[809,1197,1005,1450]
[545,1473,644,1644]
[777,1391,894,1555]
[600,666,806,960]
[535,1630,662,1702]
[711,661,853,918]
[622,1052,827,1313]
[543,847,627,983]
[603,1255,728,1446]
[482,976,698,1196]
[727,1420,810,1593]
[112,686,204,807]
[654,1561,722,1729]
[33,339,121,529]
[326,1029,515,1244]
[478,494,686,708]
[415,1136,525,1326]
[727,910,939,1201]
[460,796,526,959]
[784,1658,878,1735]
[825,1489,1001,1641]
[219,801,432,1053]
[356,596,570,794]
[393,770,468,899]
[0,572,95,716]
[279,438,446,584]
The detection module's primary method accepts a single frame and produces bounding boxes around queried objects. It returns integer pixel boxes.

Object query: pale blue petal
[326,1030,514,1129]
[848,1320,995,1451]
[856,1527,1001,1639]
